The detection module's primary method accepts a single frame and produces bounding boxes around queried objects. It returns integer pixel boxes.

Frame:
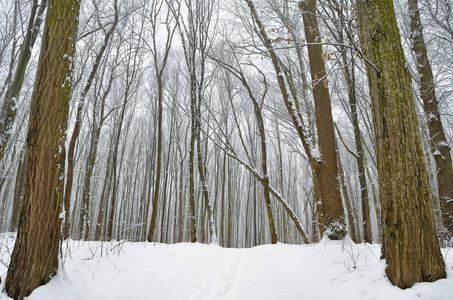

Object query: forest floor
[0,234,452,299]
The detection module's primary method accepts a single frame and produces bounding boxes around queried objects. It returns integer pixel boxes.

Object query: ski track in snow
[187,249,246,300]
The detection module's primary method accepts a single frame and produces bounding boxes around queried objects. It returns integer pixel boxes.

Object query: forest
[0,0,452,299]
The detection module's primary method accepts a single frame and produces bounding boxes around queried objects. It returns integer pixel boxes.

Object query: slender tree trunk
[0,0,18,101]
[10,149,26,231]
[147,80,164,242]
[5,1,80,298]
[348,75,372,243]
[95,141,113,240]
[338,39,372,242]
[188,70,197,243]
[0,0,48,161]
[106,108,126,240]
[408,0,453,241]
[227,165,233,247]
[178,155,184,242]
[160,127,174,243]
[220,152,227,247]
[146,3,175,241]
[336,144,358,243]
[356,0,446,288]
[195,125,216,243]
[236,71,278,244]
[63,3,118,240]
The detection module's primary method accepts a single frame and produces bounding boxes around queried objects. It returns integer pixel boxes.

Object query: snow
[1,236,453,300]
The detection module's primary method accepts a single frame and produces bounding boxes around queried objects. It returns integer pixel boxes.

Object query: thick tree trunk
[5,0,80,298]
[408,0,453,241]
[299,0,346,239]
[356,0,446,288]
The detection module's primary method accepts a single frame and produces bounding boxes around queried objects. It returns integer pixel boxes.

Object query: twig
[334,122,359,159]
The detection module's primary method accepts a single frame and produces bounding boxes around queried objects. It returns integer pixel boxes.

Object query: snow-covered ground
[1,234,452,300]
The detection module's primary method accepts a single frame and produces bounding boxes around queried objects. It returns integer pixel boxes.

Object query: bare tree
[63,0,119,240]
[408,0,453,242]
[4,0,80,298]
[242,0,346,239]
[0,0,48,161]
[145,0,177,242]
[168,0,217,243]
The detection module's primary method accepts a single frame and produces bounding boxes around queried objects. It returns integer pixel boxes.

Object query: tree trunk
[237,71,278,244]
[336,143,358,243]
[147,79,164,242]
[0,0,48,161]
[95,139,113,241]
[178,155,185,242]
[245,0,345,240]
[188,72,197,243]
[10,149,26,231]
[356,0,446,288]
[408,0,453,241]
[5,0,80,298]
[63,3,118,240]
[299,0,346,239]
[336,28,372,242]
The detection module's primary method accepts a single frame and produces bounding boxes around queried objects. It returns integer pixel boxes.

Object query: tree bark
[147,76,164,242]
[356,0,446,288]
[10,149,26,232]
[299,0,346,239]
[5,0,80,298]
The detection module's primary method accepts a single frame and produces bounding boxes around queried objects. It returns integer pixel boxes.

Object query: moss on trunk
[5,0,80,299]
[356,0,446,288]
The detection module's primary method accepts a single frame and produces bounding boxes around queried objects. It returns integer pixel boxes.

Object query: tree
[145,0,177,242]
[209,41,310,243]
[244,0,346,240]
[408,0,453,241]
[355,0,446,288]
[299,0,346,240]
[63,0,119,240]
[215,54,279,244]
[0,0,48,161]
[4,0,80,298]
[169,0,217,243]
[320,0,373,243]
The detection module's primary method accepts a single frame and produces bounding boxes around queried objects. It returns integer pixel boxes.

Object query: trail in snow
[0,235,452,300]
